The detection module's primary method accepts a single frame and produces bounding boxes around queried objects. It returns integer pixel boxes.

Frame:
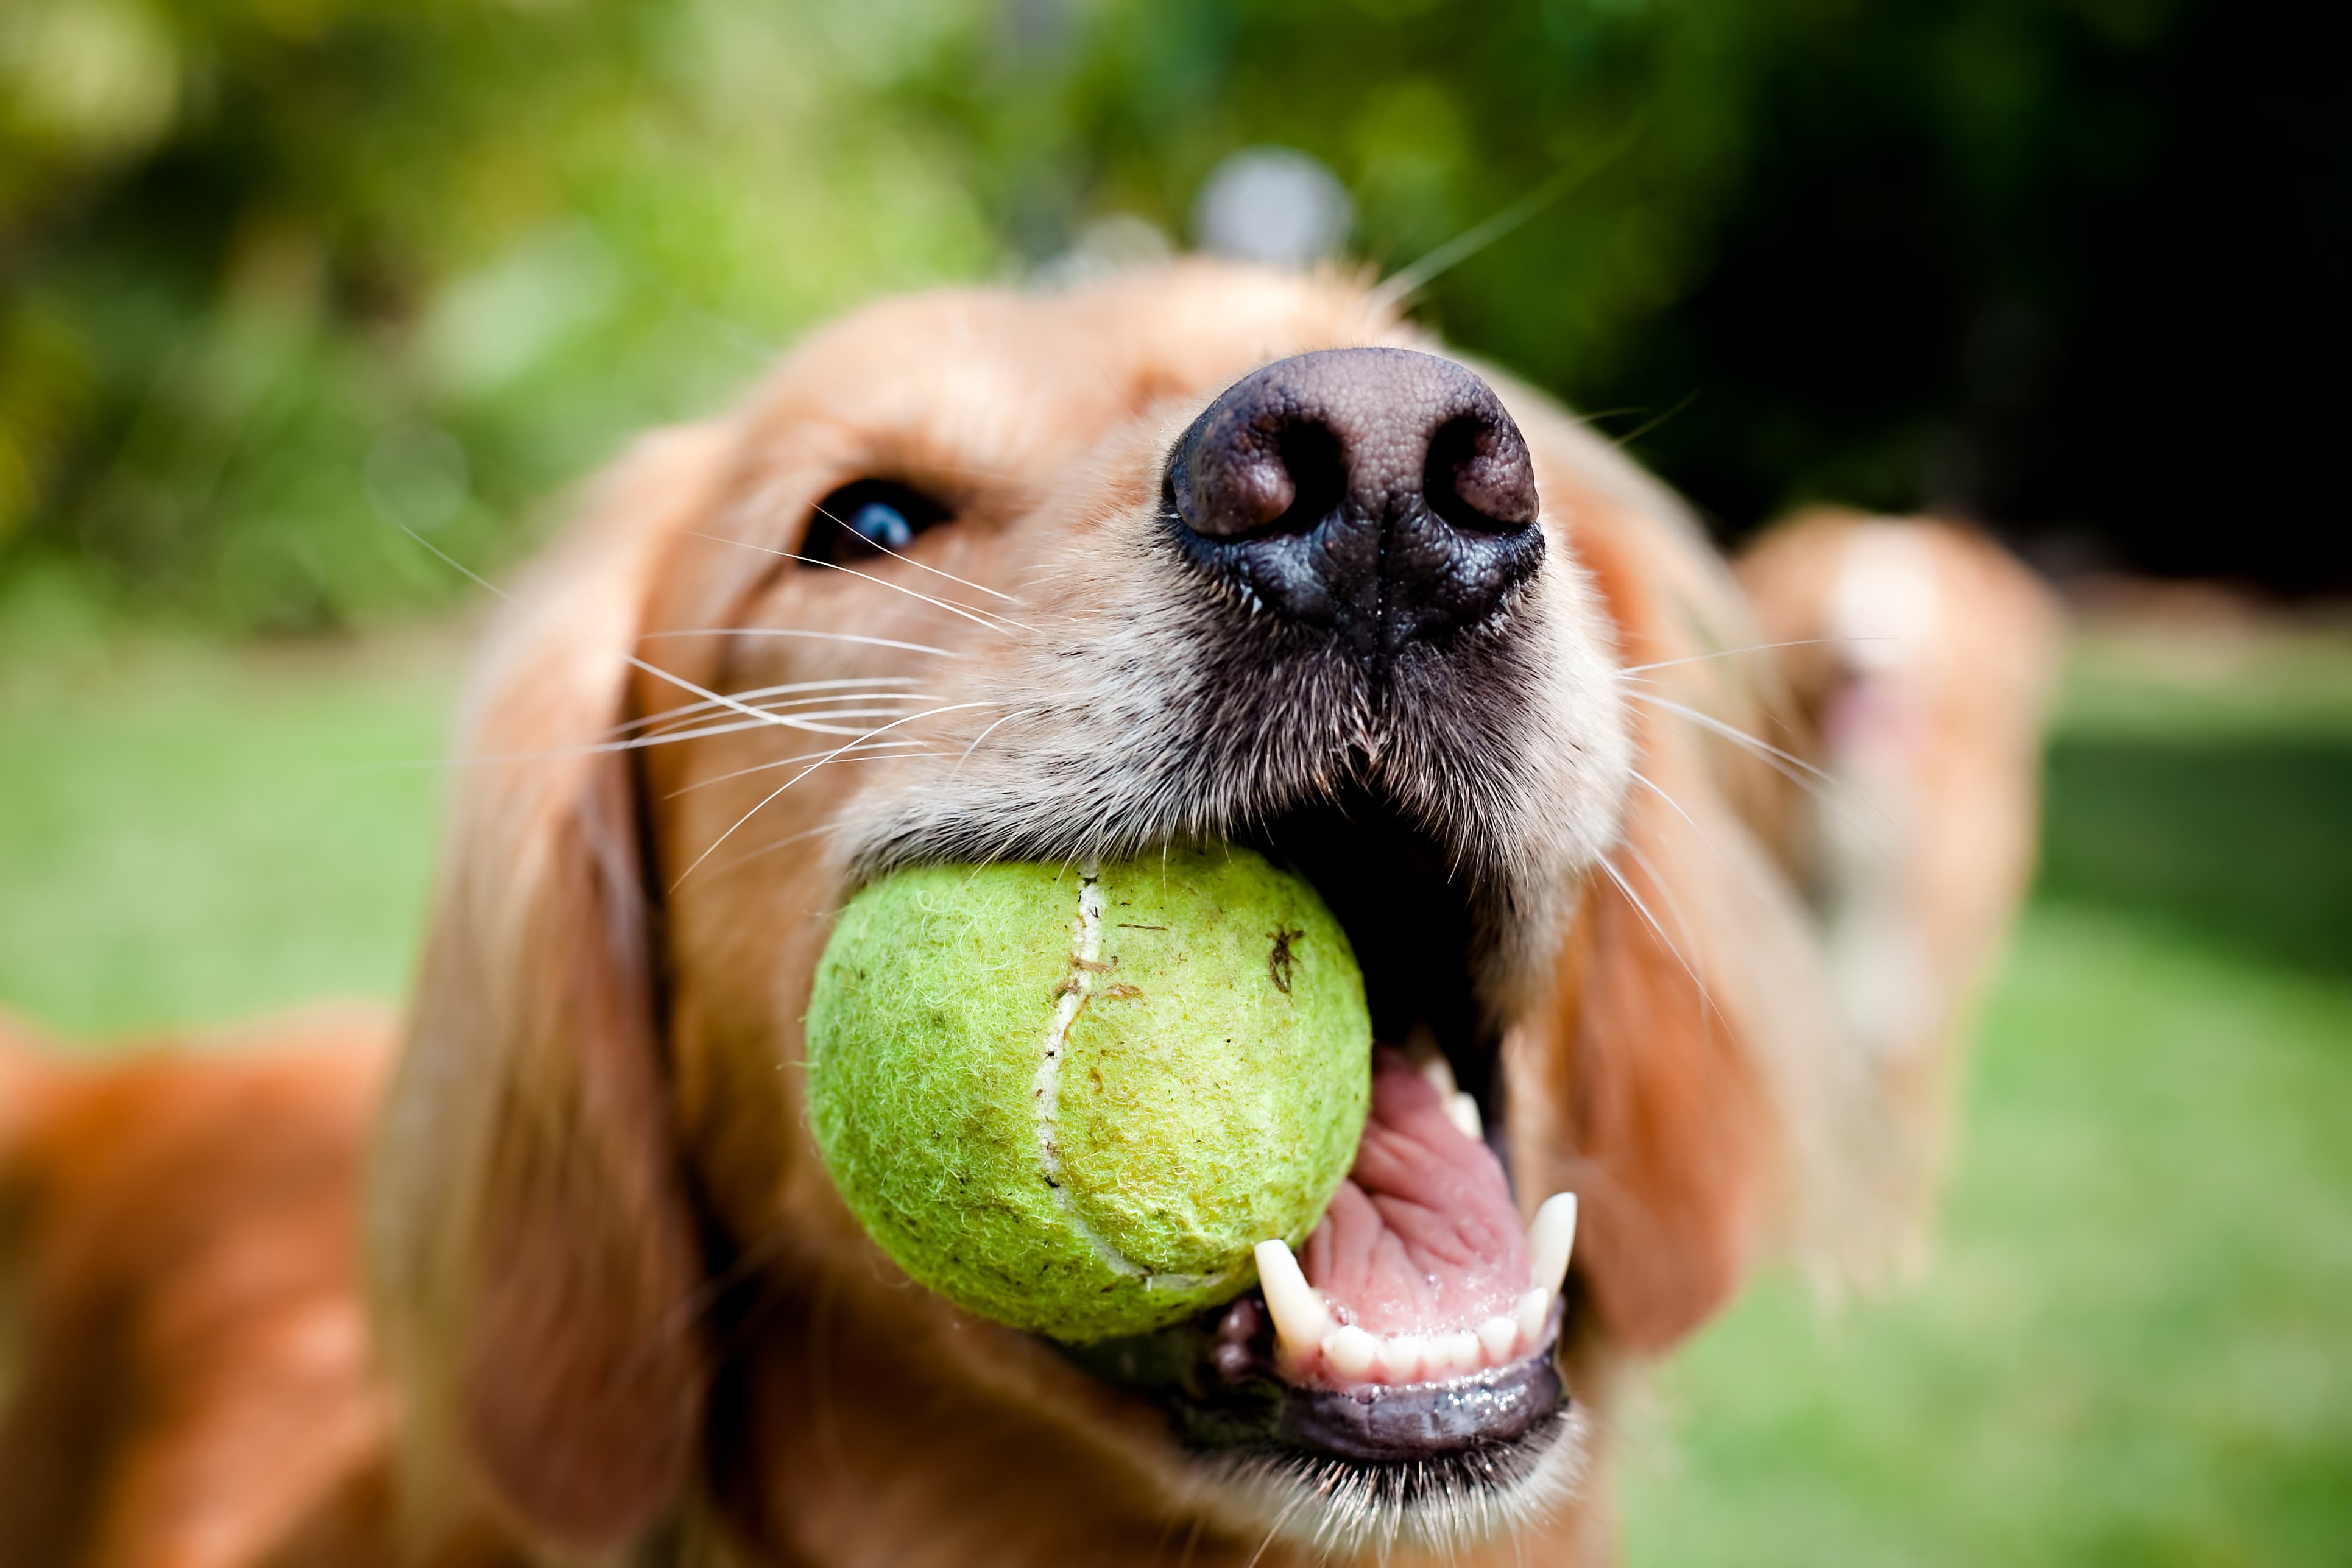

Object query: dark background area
[1620,0,2348,585]
[1,0,2345,632]
[942,0,2349,586]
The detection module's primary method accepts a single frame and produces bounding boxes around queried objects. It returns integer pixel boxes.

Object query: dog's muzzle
[832,344,1607,1538]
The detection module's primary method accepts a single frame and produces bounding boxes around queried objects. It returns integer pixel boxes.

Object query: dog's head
[371,261,1883,1564]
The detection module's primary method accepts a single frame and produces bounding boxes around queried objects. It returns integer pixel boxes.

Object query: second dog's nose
[1165,348,1544,657]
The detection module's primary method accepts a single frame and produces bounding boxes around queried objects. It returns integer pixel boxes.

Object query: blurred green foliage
[0,0,999,630]
[1,0,2333,632]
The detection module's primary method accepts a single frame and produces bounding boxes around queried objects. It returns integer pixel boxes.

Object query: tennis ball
[805,846,1370,1343]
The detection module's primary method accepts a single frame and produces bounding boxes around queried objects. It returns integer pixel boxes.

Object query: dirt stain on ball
[1267,926,1303,995]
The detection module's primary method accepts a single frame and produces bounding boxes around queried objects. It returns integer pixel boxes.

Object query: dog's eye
[803,480,953,566]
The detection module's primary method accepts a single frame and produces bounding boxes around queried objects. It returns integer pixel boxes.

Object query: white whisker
[384,696,942,772]
[807,499,1019,603]
[1630,690,1896,850]
[681,529,1033,635]
[620,708,936,746]
[1628,768,1718,858]
[1599,856,1714,1019]
[1370,124,1637,309]
[627,690,935,743]
[616,677,929,739]
[695,820,852,886]
[671,701,1001,889]
[666,740,933,797]
[945,707,1036,779]
[1606,386,1700,452]
[1617,837,1717,1024]
[639,627,960,658]
[1628,691,1866,805]
[389,521,906,757]
[1620,637,1876,674]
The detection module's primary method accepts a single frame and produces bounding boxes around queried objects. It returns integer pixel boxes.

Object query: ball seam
[1031,855,1231,1294]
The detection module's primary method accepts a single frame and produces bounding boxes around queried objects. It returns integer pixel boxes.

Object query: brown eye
[802,480,953,567]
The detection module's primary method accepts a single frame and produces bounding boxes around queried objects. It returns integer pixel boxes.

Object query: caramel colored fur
[0,262,2058,1567]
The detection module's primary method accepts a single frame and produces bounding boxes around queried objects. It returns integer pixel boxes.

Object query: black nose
[1165,348,1544,658]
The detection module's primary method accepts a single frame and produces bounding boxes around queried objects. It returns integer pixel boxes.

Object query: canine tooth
[1376,1335,1425,1381]
[1434,1330,1481,1374]
[1253,1240,1329,1358]
[1413,1041,1458,1098]
[1324,1324,1377,1378]
[1527,1191,1578,1293]
[1514,1288,1549,1349]
[1404,1033,1483,1139]
[1444,1090,1484,1142]
[1477,1315,1520,1363]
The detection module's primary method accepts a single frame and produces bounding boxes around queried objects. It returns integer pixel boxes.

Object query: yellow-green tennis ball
[804,846,1370,1343]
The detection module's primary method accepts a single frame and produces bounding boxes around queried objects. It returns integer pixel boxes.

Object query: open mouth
[1059,791,1576,1492]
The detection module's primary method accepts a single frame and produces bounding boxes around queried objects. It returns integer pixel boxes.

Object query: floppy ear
[370,426,732,1553]
[1527,485,1881,1355]
[1542,741,1862,1354]
[1552,861,1766,1352]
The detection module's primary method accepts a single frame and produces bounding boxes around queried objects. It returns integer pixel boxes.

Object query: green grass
[1,615,2346,1561]
[0,629,461,1038]
[1619,908,2351,1566]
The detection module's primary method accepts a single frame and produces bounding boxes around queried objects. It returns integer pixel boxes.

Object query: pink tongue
[1300,1048,1528,1337]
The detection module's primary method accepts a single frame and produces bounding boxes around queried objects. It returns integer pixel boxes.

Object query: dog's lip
[1056,1284,1569,1466]
[1257,1323,1566,1465]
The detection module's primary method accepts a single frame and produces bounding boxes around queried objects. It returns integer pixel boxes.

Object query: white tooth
[1324,1324,1377,1379]
[1376,1335,1425,1382]
[1444,1090,1484,1142]
[1477,1315,1520,1363]
[1514,1287,1550,1349]
[1407,1032,1481,1137]
[1414,1043,1459,1099]
[1527,1191,1578,1294]
[1253,1240,1329,1359]
[1435,1330,1481,1374]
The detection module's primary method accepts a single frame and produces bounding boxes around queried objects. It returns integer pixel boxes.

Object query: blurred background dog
[1,1,2345,1564]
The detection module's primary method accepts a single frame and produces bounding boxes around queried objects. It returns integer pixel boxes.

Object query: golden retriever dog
[0,260,2059,1567]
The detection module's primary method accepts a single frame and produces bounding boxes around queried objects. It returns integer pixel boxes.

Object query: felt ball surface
[805,846,1371,1343]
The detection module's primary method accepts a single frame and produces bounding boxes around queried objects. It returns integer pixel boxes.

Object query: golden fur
[0,261,2060,1566]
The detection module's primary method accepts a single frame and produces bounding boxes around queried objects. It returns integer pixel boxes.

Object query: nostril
[1168,438,1287,540]
[1424,415,1539,535]
[1266,422,1348,535]
[1171,415,1349,541]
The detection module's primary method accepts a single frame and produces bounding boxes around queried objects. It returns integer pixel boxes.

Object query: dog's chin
[1061,1299,1586,1558]
[1176,1403,1590,1559]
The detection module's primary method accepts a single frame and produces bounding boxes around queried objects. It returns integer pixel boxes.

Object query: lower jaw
[1058,1288,1570,1469]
